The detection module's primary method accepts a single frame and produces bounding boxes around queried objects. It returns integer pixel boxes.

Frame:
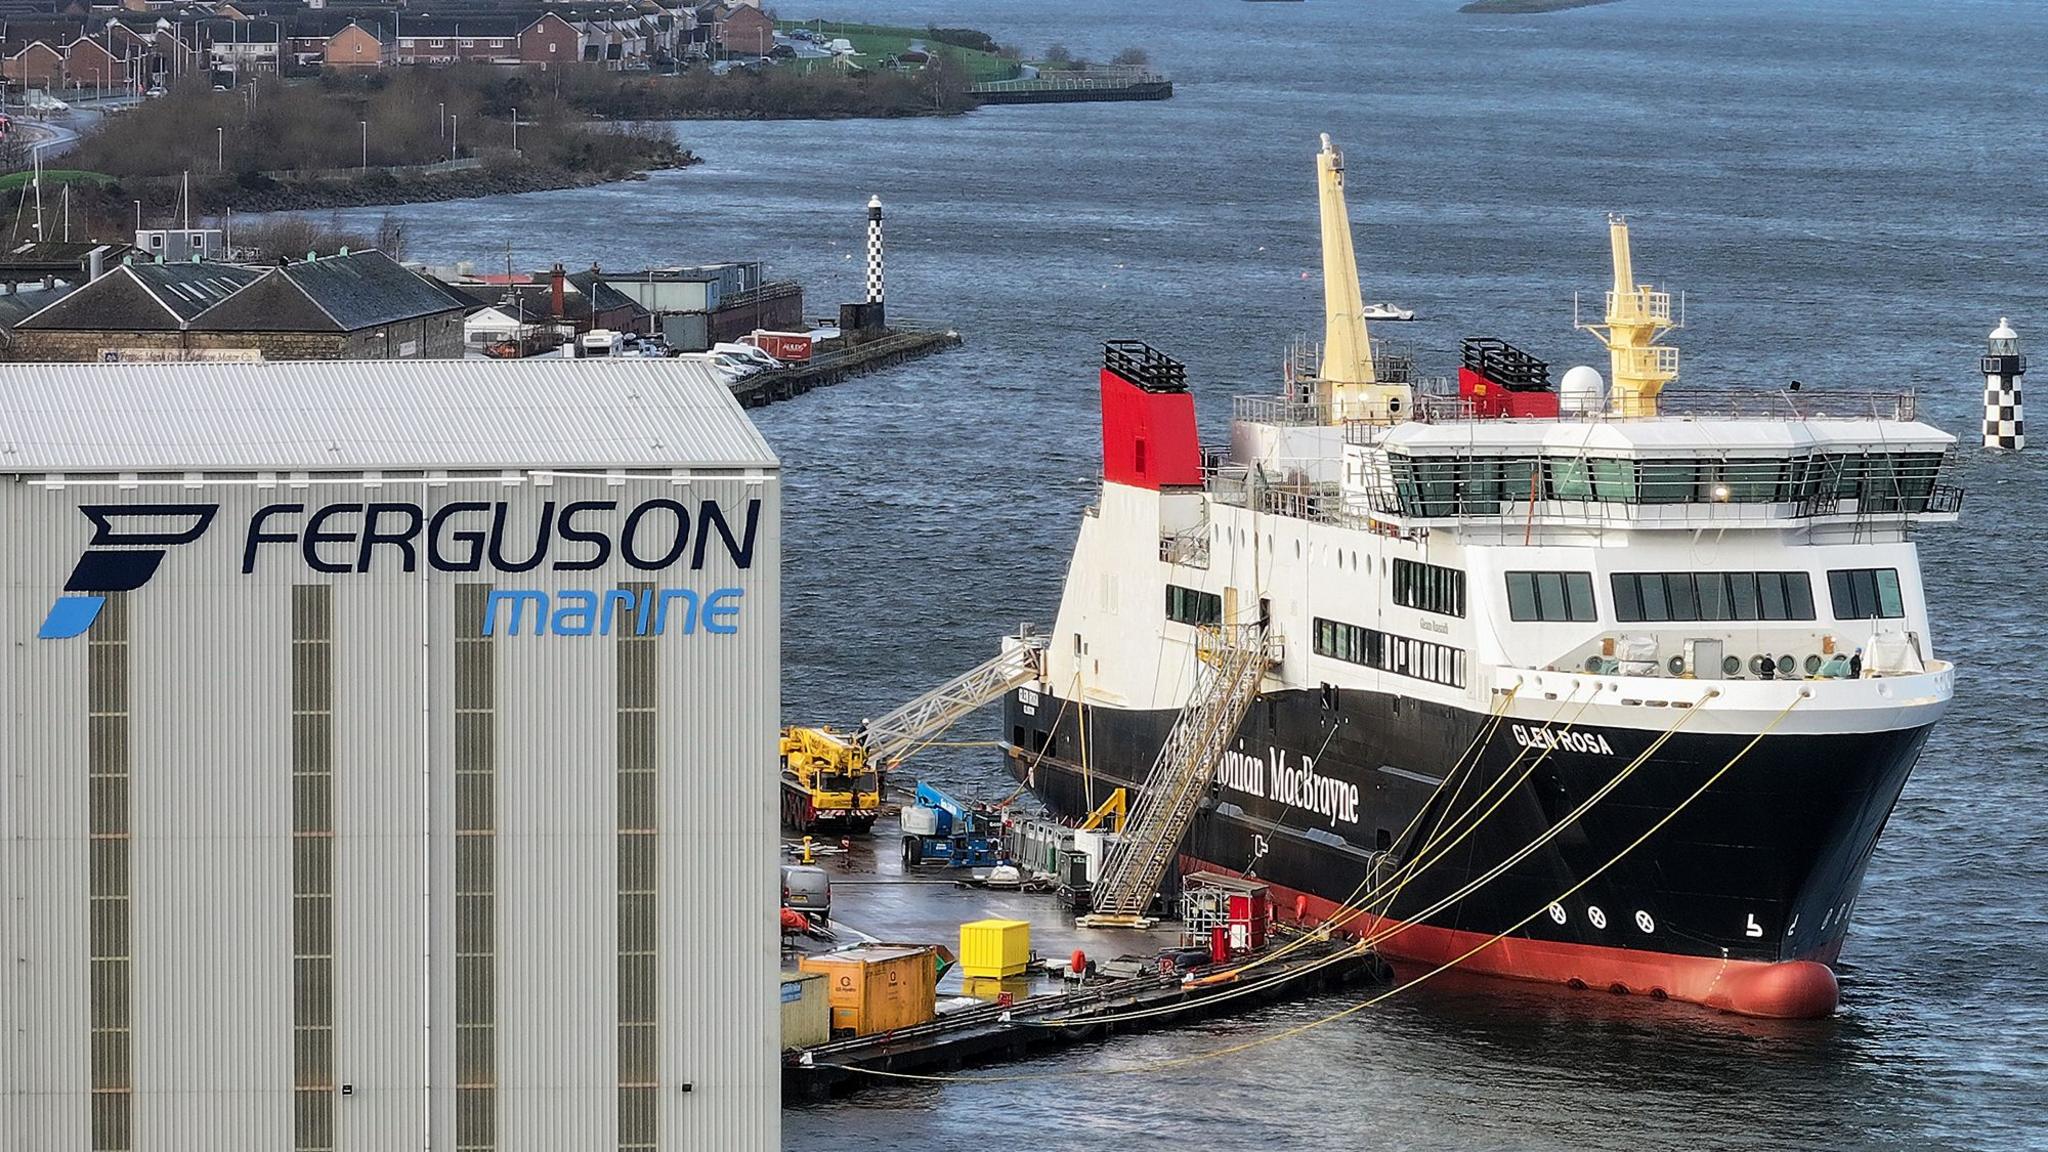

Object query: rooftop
[0,360,776,472]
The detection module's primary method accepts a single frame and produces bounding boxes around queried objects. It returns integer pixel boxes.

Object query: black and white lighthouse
[1983,317,2026,451]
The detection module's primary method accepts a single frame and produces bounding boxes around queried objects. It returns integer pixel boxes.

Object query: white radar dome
[1559,365,1606,415]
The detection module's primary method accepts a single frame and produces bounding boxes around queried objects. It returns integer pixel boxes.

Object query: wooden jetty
[970,73,1174,106]
[730,325,961,408]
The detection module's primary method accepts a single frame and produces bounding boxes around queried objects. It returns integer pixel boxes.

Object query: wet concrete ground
[782,813,1180,998]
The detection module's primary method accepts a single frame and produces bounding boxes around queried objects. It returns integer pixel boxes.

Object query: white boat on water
[1363,302,1415,321]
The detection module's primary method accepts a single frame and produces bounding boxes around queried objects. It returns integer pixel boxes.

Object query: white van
[713,342,783,372]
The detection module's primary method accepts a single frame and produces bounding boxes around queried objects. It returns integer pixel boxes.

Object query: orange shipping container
[797,946,936,1036]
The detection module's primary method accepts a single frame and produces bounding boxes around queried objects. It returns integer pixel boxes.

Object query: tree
[1111,47,1150,68]
[1042,43,1072,64]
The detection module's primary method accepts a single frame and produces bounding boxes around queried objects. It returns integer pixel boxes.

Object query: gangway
[1080,624,1270,927]
[780,628,1047,832]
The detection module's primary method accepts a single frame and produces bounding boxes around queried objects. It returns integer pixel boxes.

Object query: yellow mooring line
[815,691,1804,1083]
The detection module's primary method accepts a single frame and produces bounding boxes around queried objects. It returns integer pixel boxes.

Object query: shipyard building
[0,361,781,1151]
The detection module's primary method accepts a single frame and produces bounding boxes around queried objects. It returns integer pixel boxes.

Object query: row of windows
[1313,618,1468,688]
[1613,571,1818,623]
[1388,452,1946,517]
[1165,584,1222,627]
[1392,558,1467,617]
[1828,568,1906,619]
[1506,571,1597,622]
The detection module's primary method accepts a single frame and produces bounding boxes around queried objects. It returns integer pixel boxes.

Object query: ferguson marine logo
[39,504,219,639]
[39,498,760,641]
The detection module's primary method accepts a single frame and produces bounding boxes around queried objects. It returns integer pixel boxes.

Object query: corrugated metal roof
[0,359,777,472]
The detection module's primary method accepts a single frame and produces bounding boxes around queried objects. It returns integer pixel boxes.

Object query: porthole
[1584,656,1605,673]
[1723,655,1742,676]
[1748,654,1767,676]
[1634,910,1655,933]
[1804,654,1823,676]
[1777,654,1796,677]
[1587,905,1608,930]
[1666,655,1685,676]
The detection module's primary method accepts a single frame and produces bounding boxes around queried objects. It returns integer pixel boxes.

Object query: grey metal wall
[1,470,780,1152]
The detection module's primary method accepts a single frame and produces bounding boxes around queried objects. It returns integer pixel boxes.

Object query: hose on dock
[810,691,1804,1083]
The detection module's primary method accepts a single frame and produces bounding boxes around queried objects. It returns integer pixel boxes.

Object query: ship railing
[1158,525,1211,568]
[1237,388,1923,427]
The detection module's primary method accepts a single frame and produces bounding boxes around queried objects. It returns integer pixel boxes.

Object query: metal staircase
[859,630,1048,767]
[1080,624,1270,927]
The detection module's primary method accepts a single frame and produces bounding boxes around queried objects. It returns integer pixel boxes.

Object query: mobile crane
[780,630,1046,832]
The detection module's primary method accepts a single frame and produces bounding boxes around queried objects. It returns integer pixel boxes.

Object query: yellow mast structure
[1579,214,1680,418]
[1315,133,1409,425]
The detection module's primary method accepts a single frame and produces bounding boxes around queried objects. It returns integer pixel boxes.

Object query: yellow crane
[780,632,1046,833]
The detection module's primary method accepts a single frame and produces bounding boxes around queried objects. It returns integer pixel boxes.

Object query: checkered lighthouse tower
[1984,317,2026,451]
[865,195,886,307]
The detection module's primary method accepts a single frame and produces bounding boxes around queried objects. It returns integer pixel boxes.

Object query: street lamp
[511,106,518,153]
[133,199,142,234]
[438,101,445,139]
[360,120,367,169]
[451,114,458,161]
[216,126,223,172]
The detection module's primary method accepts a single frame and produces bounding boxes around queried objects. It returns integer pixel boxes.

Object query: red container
[747,330,814,363]
[1210,926,1230,965]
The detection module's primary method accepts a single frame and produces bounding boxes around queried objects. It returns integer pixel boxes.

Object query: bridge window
[1313,618,1465,688]
[1165,583,1221,627]
[1392,558,1465,617]
[1613,572,1816,622]
[1827,568,1905,619]
[1504,571,1596,622]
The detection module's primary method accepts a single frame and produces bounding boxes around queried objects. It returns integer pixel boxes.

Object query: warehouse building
[0,360,781,1151]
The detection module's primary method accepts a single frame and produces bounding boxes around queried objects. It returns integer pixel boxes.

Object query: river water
[330,0,2048,1146]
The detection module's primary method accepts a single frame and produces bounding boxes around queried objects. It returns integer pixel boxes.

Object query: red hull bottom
[1183,857,1839,1019]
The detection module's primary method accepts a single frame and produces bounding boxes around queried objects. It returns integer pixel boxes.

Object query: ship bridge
[1214,387,1964,540]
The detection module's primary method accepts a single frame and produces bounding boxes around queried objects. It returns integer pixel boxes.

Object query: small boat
[1363,302,1415,321]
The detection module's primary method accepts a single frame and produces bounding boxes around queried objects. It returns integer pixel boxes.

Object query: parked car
[144,86,166,99]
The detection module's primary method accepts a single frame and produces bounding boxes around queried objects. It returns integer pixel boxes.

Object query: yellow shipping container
[779,971,829,1051]
[959,919,1031,979]
[797,946,936,1036]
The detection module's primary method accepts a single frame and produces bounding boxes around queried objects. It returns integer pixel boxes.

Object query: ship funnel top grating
[1105,340,1188,394]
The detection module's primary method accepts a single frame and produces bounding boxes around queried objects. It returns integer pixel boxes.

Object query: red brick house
[715,4,774,57]
[324,21,388,70]
[62,36,122,88]
[1,41,64,88]
[518,13,578,70]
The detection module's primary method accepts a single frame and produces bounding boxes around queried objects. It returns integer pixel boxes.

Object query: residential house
[322,17,386,69]
[714,3,771,56]
[203,19,280,76]
[0,38,64,87]
[394,16,521,66]
[516,11,576,69]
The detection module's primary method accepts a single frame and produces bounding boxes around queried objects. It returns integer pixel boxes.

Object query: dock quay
[970,72,1175,105]
[785,934,1379,1100]
[731,323,961,407]
[781,812,1387,1101]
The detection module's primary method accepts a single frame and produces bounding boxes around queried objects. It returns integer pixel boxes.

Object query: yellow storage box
[959,919,1032,980]
[798,946,936,1037]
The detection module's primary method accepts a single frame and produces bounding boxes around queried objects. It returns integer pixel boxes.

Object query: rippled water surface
[331,1,2048,1145]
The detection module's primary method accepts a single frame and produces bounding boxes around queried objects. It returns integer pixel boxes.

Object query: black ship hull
[1002,683,1932,1017]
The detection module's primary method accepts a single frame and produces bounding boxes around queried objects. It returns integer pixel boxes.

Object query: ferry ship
[1000,135,1959,1018]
